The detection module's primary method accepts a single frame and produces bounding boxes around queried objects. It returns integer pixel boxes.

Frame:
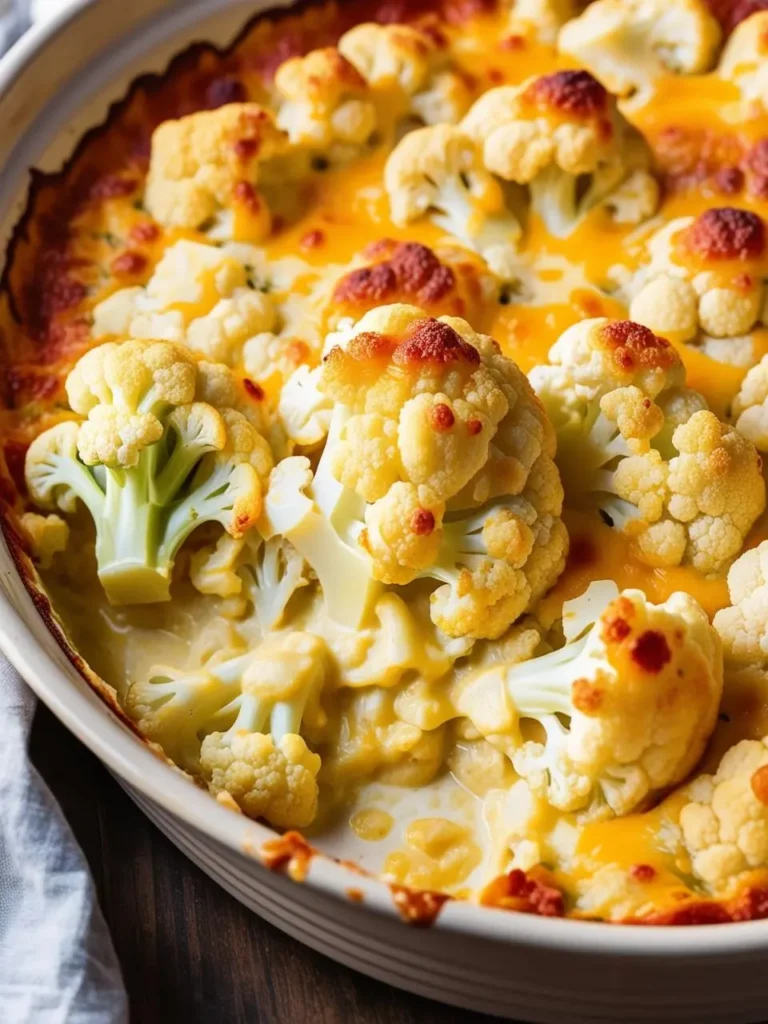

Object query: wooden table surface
[30,703,508,1024]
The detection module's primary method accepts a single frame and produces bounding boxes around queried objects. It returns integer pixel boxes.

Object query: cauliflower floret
[679,737,768,893]
[461,71,658,237]
[530,316,686,405]
[190,533,248,599]
[558,0,722,106]
[627,208,768,358]
[25,341,273,605]
[203,731,320,828]
[461,581,723,818]
[602,169,661,226]
[322,239,499,335]
[94,240,320,394]
[19,512,69,569]
[384,124,523,279]
[482,778,556,875]
[713,541,768,664]
[732,356,768,450]
[129,631,327,827]
[274,47,378,158]
[144,104,289,241]
[273,303,567,639]
[266,304,568,637]
[507,0,583,43]
[316,685,447,793]
[243,328,317,400]
[93,240,277,367]
[191,530,309,631]
[717,11,768,110]
[338,22,471,126]
[410,67,474,130]
[277,364,334,449]
[658,411,765,574]
[530,318,765,573]
[217,242,324,393]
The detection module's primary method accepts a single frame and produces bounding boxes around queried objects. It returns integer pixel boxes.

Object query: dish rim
[2,0,768,956]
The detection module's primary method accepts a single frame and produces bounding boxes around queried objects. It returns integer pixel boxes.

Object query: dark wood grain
[29,703,505,1024]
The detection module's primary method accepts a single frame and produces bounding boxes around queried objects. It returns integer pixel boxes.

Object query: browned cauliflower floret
[322,239,499,334]
[530,316,686,401]
[145,104,289,241]
[461,70,658,237]
[717,10,768,111]
[264,303,567,636]
[558,0,722,105]
[508,587,722,816]
[314,304,567,638]
[458,582,722,823]
[338,22,471,125]
[530,318,765,574]
[627,208,768,365]
[384,124,523,278]
[679,737,768,893]
[274,47,378,158]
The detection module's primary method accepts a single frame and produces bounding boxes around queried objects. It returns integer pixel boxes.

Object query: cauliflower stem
[128,632,327,828]
[25,341,271,605]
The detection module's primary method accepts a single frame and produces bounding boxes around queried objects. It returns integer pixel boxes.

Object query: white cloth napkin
[0,662,129,1024]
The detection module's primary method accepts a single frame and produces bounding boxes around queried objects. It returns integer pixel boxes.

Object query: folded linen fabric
[0,660,128,1024]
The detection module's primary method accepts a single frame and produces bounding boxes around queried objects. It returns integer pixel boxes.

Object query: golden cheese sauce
[3,0,768,923]
[350,808,394,841]
[384,817,483,895]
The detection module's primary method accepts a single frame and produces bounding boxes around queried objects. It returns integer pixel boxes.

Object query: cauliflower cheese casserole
[5,0,768,926]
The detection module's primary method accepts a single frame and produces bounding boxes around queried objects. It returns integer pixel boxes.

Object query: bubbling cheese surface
[5,0,768,920]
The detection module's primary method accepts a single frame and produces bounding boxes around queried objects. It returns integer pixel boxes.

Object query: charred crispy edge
[332,241,458,309]
[522,69,607,118]
[389,885,452,927]
[293,46,370,92]
[395,317,481,365]
[598,320,680,373]
[683,207,766,262]
[260,830,317,878]
[479,867,768,926]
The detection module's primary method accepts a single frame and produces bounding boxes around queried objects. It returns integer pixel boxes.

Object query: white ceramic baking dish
[2,2,768,1020]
